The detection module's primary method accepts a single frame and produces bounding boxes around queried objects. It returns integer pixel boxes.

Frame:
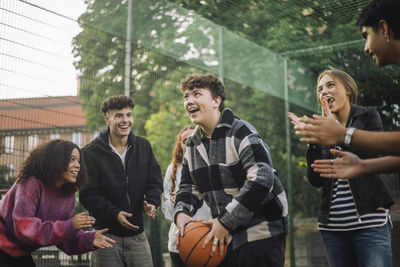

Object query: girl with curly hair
[0,139,115,267]
[162,125,211,267]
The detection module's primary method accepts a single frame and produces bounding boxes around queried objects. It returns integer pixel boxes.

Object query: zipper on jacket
[124,145,133,212]
[327,145,341,223]
[122,145,133,235]
[126,176,131,208]
[109,145,134,224]
[343,118,362,222]
[330,145,362,224]
[327,172,361,224]
[347,180,362,223]
[327,176,334,223]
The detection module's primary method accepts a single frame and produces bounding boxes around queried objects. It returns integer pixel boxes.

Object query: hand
[321,98,334,118]
[294,114,346,145]
[175,213,201,249]
[73,212,95,230]
[202,219,229,257]
[117,211,139,230]
[311,149,363,179]
[93,228,115,249]
[288,112,307,128]
[143,201,156,219]
[169,192,176,204]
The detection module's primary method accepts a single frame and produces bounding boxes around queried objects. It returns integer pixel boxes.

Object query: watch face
[344,134,351,145]
[344,127,355,145]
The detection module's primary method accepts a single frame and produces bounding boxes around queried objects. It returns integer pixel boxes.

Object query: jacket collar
[216,108,234,129]
[96,126,136,148]
[190,108,234,146]
[346,105,369,127]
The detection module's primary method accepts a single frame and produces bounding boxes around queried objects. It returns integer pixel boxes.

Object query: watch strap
[344,127,356,145]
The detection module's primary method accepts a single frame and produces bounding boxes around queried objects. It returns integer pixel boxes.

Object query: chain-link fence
[1,0,399,266]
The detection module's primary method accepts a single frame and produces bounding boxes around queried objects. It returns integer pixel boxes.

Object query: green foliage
[227,81,319,218]
[173,0,400,130]
[145,102,191,173]
[72,1,400,262]
[0,165,13,190]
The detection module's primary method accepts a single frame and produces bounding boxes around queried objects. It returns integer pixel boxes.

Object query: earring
[385,34,390,42]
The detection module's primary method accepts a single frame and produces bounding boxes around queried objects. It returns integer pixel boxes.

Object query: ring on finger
[212,238,218,246]
[330,159,334,165]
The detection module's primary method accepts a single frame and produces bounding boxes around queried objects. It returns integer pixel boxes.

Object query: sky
[0,0,87,99]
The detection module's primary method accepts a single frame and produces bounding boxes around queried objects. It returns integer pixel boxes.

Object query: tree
[174,0,400,130]
[145,101,191,171]
[72,0,325,219]
[72,1,399,263]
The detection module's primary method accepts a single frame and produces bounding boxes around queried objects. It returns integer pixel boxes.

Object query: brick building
[0,96,95,183]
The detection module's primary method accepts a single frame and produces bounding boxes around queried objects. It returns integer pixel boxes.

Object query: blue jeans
[320,223,392,267]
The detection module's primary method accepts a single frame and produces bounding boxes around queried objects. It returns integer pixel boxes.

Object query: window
[28,135,39,150]
[72,132,82,147]
[5,164,14,181]
[50,133,61,140]
[5,136,14,153]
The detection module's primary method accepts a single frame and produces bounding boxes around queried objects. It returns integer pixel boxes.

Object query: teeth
[325,97,333,104]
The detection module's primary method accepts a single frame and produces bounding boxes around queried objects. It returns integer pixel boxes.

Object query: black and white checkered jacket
[174,108,288,249]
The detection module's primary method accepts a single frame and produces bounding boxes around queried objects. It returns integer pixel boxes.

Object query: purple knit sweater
[0,176,96,257]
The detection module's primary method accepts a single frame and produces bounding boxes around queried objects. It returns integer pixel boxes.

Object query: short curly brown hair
[17,139,87,194]
[180,73,226,111]
[101,95,135,114]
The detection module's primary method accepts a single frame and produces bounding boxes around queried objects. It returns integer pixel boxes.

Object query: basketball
[178,222,227,267]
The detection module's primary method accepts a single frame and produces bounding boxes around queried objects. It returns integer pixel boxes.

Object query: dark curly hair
[17,139,87,194]
[357,0,400,39]
[170,125,195,192]
[180,73,226,111]
[101,95,135,114]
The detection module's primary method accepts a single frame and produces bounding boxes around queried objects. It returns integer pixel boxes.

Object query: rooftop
[0,96,87,132]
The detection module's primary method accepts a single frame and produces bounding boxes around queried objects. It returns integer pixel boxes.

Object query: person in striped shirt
[289,0,400,177]
[290,69,394,267]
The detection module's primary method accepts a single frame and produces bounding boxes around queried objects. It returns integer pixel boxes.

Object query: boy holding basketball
[174,73,288,267]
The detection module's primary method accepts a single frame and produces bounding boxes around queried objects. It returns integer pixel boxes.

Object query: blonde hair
[316,69,358,107]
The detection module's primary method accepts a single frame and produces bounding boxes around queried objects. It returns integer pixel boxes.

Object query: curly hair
[101,95,135,114]
[17,139,87,194]
[170,125,195,192]
[180,73,226,111]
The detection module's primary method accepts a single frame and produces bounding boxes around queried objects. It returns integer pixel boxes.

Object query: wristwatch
[343,127,356,145]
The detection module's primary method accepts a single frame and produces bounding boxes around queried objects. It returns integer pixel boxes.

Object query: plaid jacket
[175,109,288,249]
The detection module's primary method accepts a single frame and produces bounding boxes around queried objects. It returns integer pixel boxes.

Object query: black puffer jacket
[307,105,394,224]
[79,127,162,236]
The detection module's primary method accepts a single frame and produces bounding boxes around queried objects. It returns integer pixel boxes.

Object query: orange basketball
[178,222,227,267]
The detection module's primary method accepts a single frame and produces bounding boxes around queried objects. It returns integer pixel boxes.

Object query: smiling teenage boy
[289,0,400,178]
[174,73,288,267]
[79,95,163,267]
